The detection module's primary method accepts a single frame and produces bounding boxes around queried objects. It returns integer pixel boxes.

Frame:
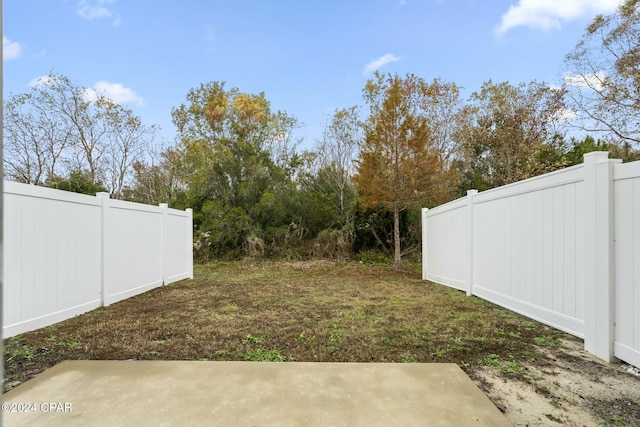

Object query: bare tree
[564,0,640,145]
[4,92,73,184]
[4,72,157,197]
[315,106,362,223]
[418,78,466,167]
[27,73,107,182]
[99,99,156,198]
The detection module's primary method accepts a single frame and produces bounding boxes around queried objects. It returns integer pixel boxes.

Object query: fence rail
[3,182,193,337]
[423,152,640,367]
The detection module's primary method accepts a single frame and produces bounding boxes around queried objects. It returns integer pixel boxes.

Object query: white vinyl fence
[3,181,193,338]
[423,152,640,367]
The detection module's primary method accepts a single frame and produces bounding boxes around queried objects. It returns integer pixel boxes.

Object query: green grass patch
[243,349,289,362]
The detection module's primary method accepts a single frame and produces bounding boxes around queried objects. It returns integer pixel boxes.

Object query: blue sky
[3,0,622,150]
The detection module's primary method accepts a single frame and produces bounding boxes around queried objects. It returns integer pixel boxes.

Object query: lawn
[4,260,568,389]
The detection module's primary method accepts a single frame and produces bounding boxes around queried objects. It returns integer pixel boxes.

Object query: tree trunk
[393,203,402,270]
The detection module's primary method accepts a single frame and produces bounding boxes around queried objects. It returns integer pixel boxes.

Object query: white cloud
[363,54,401,76]
[77,0,121,25]
[552,107,580,124]
[564,71,607,92]
[3,36,23,60]
[29,75,59,87]
[496,0,620,34]
[85,81,145,107]
[30,76,144,107]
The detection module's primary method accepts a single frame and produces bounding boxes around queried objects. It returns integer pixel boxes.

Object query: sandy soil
[473,339,640,426]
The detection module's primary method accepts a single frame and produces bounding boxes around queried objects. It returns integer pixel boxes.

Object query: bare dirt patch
[4,261,640,425]
[473,338,640,426]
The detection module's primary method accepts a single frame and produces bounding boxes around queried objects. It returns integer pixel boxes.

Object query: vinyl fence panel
[471,165,585,337]
[422,196,470,292]
[101,196,165,306]
[423,152,640,367]
[613,161,640,368]
[164,206,194,284]
[3,182,102,337]
[3,182,193,337]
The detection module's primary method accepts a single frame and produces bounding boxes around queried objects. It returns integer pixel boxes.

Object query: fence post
[422,208,429,280]
[467,190,478,296]
[96,192,111,306]
[186,208,194,279]
[159,203,169,285]
[583,152,620,362]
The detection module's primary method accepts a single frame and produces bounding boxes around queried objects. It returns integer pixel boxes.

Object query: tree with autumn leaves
[354,72,457,269]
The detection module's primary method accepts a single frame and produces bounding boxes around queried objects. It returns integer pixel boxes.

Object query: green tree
[122,148,180,205]
[46,170,107,195]
[562,134,640,164]
[354,72,453,270]
[563,135,609,165]
[171,81,304,257]
[456,80,567,191]
[564,0,640,145]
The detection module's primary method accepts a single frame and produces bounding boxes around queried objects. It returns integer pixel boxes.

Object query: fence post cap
[96,192,110,198]
[583,151,609,162]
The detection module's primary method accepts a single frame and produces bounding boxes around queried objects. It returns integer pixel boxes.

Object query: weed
[522,321,537,330]
[483,354,501,367]
[7,344,36,361]
[534,336,560,348]
[243,349,287,362]
[545,413,563,423]
[432,348,448,358]
[356,250,392,265]
[66,341,81,349]
[329,333,342,342]
[242,334,265,344]
[611,414,625,426]
[502,360,525,376]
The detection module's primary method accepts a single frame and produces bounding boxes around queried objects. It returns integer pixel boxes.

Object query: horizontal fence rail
[3,182,193,337]
[423,152,640,368]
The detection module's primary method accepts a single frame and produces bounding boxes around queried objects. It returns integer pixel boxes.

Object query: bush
[310,227,353,260]
[355,250,392,265]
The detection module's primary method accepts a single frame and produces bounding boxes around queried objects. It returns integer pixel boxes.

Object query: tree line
[4,0,640,268]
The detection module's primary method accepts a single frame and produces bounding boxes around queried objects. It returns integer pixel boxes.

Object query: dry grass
[4,260,567,388]
[8,260,640,425]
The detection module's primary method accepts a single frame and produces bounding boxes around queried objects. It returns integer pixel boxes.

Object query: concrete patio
[3,361,510,426]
